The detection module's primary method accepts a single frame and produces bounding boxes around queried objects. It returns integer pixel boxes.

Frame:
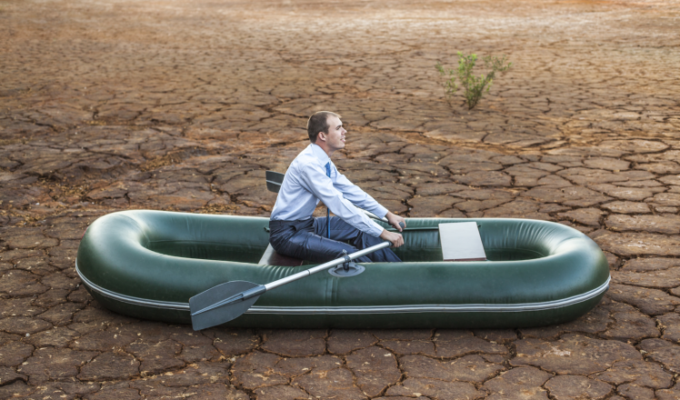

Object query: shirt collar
[310,143,331,165]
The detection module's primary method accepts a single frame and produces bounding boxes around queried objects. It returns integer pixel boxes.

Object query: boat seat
[258,244,304,266]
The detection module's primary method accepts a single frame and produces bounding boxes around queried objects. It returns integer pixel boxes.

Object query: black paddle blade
[265,170,284,193]
[189,280,261,330]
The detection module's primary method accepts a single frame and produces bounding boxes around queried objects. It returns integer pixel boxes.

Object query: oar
[189,241,391,330]
[265,170,388,222]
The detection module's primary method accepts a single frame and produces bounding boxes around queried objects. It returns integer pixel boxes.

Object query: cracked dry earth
[1,0,680,398]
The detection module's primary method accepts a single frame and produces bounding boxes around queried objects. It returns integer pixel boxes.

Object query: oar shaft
[264,241,391,291]
[192,241,390,318]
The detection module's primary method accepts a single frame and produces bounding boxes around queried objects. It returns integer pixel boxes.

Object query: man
[269,111,405,263]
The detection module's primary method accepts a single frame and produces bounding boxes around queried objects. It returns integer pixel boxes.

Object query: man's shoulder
[291,145,321,168]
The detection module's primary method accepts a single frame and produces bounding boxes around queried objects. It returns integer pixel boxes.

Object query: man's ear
[317,131,327,142]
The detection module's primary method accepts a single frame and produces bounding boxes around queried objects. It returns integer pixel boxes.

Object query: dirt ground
[1,0,680,398]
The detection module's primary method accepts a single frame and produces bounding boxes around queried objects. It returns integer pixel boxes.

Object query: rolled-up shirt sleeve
[298,163,385,237]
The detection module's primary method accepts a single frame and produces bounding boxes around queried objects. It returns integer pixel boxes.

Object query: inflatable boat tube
[76,210,610,329]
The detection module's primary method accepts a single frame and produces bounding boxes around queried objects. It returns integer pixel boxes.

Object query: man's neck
[313,142,334,158]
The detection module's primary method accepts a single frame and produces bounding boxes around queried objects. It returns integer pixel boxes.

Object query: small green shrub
[436,52,512,110]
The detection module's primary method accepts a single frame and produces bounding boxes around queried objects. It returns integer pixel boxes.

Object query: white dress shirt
[270,143,388,237]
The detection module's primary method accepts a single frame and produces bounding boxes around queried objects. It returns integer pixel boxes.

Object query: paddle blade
[266,170,284,193]
[189,280,261,330]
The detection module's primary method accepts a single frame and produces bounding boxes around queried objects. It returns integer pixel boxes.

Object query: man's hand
[385,211,406,232]
[380,229,404,248]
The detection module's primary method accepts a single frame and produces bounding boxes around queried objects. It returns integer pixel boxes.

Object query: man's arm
[334,172,407,233]
[297,163,386,238]
[334,173,387,218]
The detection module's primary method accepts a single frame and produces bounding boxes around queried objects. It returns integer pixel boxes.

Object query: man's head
[307,111,346,155]
[307,111,341,143]
[307,111,347,157]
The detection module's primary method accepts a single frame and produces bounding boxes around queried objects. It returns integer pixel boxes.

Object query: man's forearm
[335,174,388,218]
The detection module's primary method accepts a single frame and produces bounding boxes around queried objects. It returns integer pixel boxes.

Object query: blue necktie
[325,162,331,238]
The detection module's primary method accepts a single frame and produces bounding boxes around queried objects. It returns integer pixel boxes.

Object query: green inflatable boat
[75,210,610,329]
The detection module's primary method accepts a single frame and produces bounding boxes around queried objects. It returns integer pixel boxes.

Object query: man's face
[321,115,347,152]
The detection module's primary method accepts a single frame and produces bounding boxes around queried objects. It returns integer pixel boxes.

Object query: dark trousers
[269,217,401,263]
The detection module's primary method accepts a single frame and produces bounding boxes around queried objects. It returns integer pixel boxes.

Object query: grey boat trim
[76,260,610,315]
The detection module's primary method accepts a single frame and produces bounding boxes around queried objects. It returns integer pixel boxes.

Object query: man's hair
[307,111,340,143]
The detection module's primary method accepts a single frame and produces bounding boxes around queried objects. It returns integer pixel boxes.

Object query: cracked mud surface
[1,0,680,398]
